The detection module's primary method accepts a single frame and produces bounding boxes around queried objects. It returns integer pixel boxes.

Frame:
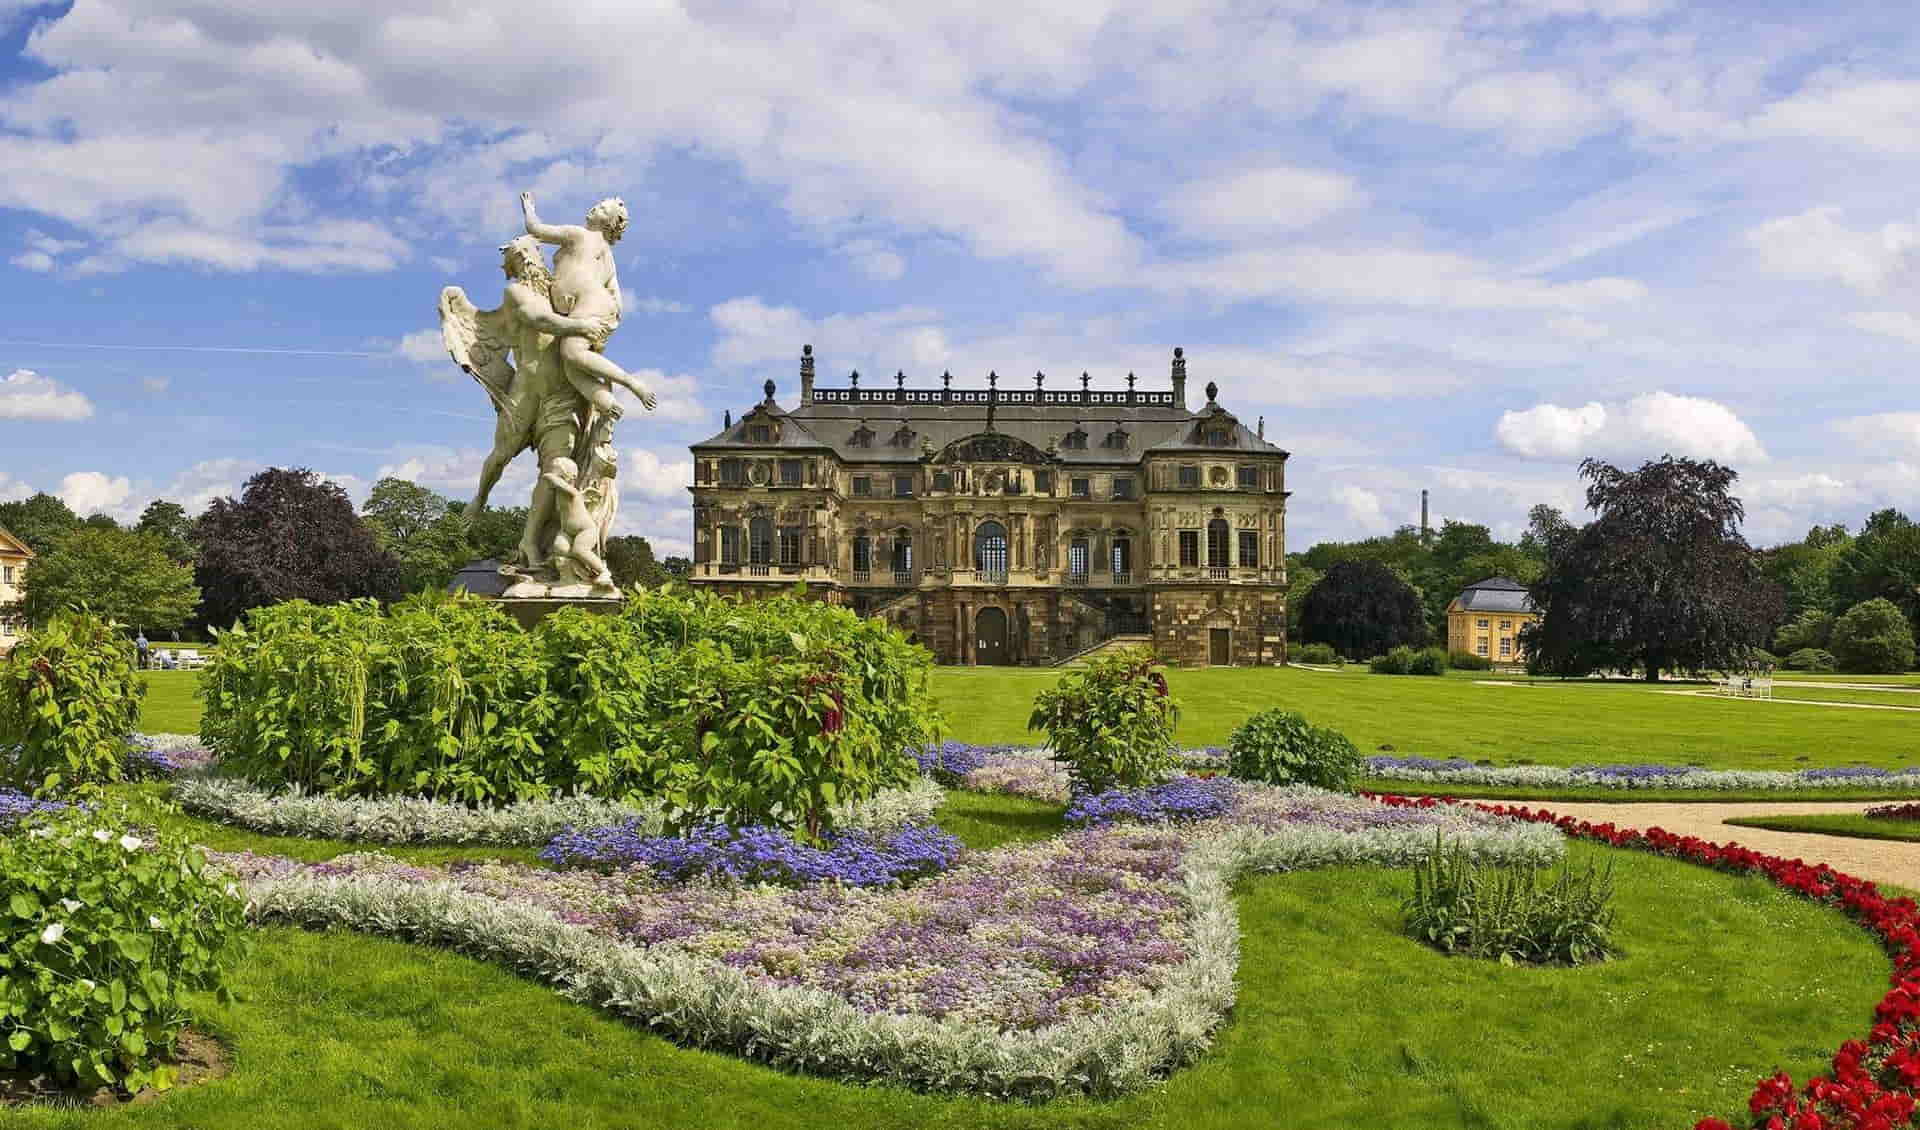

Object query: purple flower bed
[124,741,216,780]
[1565,763,1699,781]
[1367,755,1476,774]
[1800,766,1896,780]
[0,789,66,829]
[539,819,964,887]
[911,740,1030,784]
[1066,777,1241,827]
[215,824,1194,1031]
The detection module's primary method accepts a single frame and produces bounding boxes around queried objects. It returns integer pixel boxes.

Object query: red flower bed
[1865,804,1920,822]
[1369,792,1920,1130]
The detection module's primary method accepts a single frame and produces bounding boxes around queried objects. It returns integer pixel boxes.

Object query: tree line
[1289,456,1918,677]
[0,468,690,638]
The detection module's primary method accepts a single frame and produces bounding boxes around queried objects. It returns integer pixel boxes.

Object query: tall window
[778,526,802,565]
[932,470,953,492]
[852,534,871,573]
[1237,466,1260,490]
[1179,530,1200,567]
[1238,530,1259,567]
[720,459,744,484]
[893,474,915,498]
[1069,537,1090,576]
[1179,464,1200,488]
[748,518,773,565]
[720,527,743,564]
[1112,476,1134,500]
[891,532,913,575]
[1033,470,1053,494]
[1206,518,1230,568]
[852,475,872,496]
[975,521,1008,578]
[779,459,802,486]
[1112,537,1132,575]
[1070,477,1090,498]
[1,566,11,584]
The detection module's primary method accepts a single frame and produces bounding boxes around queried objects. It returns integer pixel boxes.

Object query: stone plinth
[448,558,624,628]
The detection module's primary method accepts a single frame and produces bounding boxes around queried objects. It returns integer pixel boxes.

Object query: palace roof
[1451,576,1535,614]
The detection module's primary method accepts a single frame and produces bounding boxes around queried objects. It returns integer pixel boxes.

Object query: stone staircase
[1053,633,1154,667]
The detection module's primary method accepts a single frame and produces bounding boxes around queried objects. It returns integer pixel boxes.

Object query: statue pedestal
[448,559,624,629]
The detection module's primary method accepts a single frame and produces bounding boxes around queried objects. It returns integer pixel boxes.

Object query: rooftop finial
[799,344,816,404]
[724,409,732,428]
[1205,380,1218,403]
[1171,347,1188,409]
[1035,370,1044,389]
[763,378,776,403]
[849,368,860,392]
[988,370,998,389]
[1258,415,1265,439]
[1080,371,1090,393]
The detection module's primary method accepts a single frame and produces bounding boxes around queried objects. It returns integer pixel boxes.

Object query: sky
[2,0,1920,558]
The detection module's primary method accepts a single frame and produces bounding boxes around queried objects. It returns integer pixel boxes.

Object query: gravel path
[1523,800,1920,891]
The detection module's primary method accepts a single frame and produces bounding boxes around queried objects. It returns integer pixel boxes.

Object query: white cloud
[0,369,94,421]
[1744,207,1920,296]
[1831,412,1920,456]
[710,297,951,371]
[626,295,691,315]
[1332,485,1387,530]
[838,239,907,281]
[1496,391,1766,465]
[1445,70,1603,149]
[140,376,171,394]
[73,218,408,275]
[1163,165,1358,241]
[10,251,53,272]
[1845,311,1920,346]
[398,328,446,364]
[1751,76,1920,155]
[57,471,132,519]
[1155,245,1645,309]
[622,448,692,500]
[0,472,33,504]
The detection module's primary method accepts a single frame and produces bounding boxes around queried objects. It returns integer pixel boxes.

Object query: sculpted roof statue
[438,190,657,597]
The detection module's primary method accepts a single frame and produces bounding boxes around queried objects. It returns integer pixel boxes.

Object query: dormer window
[1064,426,1089,450]
[1104,427,1129,450]
[849,423,875,449]
[1206,428,1230,447]
[748,424,772,443]
[890,425,916,448]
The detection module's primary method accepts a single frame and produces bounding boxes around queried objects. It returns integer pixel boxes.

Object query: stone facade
[688,348,1290,667]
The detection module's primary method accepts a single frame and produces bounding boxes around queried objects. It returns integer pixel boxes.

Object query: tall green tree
[134,498,197,562]
[20,526,199,631]
[361,477,472,593]
[1523,457,1783,681]
[0,492,79,553]
[1832,509,1920,632]
[1829,597,1917,674]
[1297,558,1427,660]
[195,467,403,630]
[604,534,667,587]
[660,555,692,580]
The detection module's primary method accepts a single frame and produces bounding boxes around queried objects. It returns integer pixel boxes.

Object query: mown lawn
[1727,812,1920,843]
[5,827,1885,1130]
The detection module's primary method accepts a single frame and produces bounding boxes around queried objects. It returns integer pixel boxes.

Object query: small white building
[0,523,31,655]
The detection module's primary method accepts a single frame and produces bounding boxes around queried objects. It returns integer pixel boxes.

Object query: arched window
[1206,518,1230,569]
[748,517,773,565]
[974,520,1009,581]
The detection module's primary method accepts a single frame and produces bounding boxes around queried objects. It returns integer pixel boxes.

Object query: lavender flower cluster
[539,819,964,887]
[124,739,217,780]
[0,789,66,829]
[1065,777,1241,827]
[910,740,1029,784]
[1362,757,1920,791]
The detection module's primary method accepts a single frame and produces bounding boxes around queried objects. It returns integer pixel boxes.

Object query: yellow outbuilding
[0,523,31,655]
[1445,576,1538,665]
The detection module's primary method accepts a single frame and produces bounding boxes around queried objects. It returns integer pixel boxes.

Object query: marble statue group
[439,190,655,596]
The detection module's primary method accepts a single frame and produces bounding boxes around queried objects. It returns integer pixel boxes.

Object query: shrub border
[235,803,1561,1100]
[1373,792,1920,1130]
[176,775,948,847]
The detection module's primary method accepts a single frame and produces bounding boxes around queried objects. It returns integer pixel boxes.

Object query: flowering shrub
[1,805,248,1093]
[539,819,963,887]
[122,735,215,781]
[0,610,145,793]
[1028,649,1179,793]
[1402,831,1616,965]
[1227,708,1362,790]
[955,748,1072,804]
[1866,804,1920,822]
[1066,777,1240,827]
[1370,792,1920,1130]
[0,789,66,829]
[1362,758,1920,792]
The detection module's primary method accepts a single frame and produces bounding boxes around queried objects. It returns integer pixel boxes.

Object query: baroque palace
[687,347,1290,667]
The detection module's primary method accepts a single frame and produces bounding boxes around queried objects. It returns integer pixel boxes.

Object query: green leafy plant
[1027,649,1179,794]
[1448,650,1492,671]
[1224,708,1361,790]
[1407,646,1449,675]
[1830,598,1917,674]
[0,610,145,794]
[0,804,249,1092]
[1782,647,1838,672]
[199,588,939,835]
[1368,646,1415,675]
[1292,642,1342,665]
[1402,831,1616,965]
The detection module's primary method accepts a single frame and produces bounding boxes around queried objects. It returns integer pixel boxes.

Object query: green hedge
[0,610,145,793]
[199,589,939,834]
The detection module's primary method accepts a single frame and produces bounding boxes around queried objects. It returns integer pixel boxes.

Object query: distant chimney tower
[1171,347,1188,409]
[799,344,815,405]
[1420,490,1431,542]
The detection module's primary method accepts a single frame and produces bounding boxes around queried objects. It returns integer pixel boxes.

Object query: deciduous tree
[0,492,79,553]
[1298,558,1427,661]
[20,526,199,631]
[195,467,403,630]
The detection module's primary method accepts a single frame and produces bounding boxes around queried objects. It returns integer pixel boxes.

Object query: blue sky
[3,0,1920,557]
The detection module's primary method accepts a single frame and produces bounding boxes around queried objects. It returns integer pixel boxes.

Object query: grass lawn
[930,666,1920,771]
[139,670,204,734]
[1725,812,1920,843]
[6,801,1888,1130]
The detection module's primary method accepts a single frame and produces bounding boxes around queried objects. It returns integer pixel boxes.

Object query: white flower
[39,923,64,945]
[224,883,239,898]
[118,834,143,852]
[26,827,50,839]
[59,899,81,913]
[91,828,112,843]
[79,979,94,992]
[148,915,164,930]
